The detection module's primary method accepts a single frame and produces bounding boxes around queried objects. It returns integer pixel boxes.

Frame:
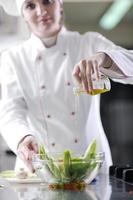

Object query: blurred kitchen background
[0,0,133,170]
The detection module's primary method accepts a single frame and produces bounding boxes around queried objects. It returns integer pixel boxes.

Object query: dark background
[100,78,133,166]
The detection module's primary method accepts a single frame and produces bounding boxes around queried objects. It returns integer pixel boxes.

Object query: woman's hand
[17,135,38,173]
[72,53,110,92]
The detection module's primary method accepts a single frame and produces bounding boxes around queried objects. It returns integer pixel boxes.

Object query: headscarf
[0,0,63,16]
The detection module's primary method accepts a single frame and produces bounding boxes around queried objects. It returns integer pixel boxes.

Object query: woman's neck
[42,35,57,48]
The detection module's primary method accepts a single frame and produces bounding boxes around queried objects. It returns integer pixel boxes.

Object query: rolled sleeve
[85,32,133,82]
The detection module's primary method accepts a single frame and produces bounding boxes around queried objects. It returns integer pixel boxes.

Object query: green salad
[38,139,99,184]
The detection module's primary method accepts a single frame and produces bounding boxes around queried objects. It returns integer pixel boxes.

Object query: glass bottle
[73,75,111,96]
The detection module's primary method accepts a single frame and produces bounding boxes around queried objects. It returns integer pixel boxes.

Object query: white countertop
[0,175,111,200]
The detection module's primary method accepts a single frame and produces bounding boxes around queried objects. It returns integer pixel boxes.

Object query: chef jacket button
[51,143,55,146]
[37,55,42,61]
[71,112,75,116]
[47,115,51,118]
[74,139,78,143]
[67,82,71,86]
[41,85,46,90]
[63,52,67,56]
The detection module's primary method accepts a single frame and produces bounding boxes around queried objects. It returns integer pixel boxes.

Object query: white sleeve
[85,32,133,84]
[0,52,35,154]
[101,48,133,84]
[96,33,133,84]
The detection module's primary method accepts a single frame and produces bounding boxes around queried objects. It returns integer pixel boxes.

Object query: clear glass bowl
[32,152,104,189]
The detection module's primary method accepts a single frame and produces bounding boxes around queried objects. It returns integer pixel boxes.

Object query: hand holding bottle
[72,52,111,94]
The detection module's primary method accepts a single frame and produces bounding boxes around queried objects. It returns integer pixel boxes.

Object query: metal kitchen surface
[0,173,133,200]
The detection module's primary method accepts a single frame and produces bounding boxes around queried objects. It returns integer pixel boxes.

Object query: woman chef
[0,0,133,174]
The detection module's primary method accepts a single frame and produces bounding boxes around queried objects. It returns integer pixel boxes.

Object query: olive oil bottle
[73,75,111,96]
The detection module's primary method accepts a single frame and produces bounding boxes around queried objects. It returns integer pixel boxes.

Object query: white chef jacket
[0,28,133,173]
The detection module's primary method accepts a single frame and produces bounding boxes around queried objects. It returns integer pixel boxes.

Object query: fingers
[17,135,38,173]
[17,152,34,173]
[25,150,36,173]
[72,65,82,85]
[73,59,94,92]
[92,60,99,80]
[85,61,92,92]
[18,147,36,173]
[31,140,38,153]
[72,54,104,92]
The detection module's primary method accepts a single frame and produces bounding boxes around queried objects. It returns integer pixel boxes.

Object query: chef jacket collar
[29,27,67,62]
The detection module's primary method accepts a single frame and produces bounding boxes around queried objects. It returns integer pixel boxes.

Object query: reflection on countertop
[0,174,111,200]
[0,174,133,200]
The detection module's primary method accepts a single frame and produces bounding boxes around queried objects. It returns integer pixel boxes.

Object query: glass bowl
[32,151,104,190]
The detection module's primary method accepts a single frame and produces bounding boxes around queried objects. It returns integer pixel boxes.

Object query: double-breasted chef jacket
[0,28,133,173]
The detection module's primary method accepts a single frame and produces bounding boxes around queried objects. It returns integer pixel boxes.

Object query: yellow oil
[74,77,111,96]
[74,88,110,96]
[89,88,110,95]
